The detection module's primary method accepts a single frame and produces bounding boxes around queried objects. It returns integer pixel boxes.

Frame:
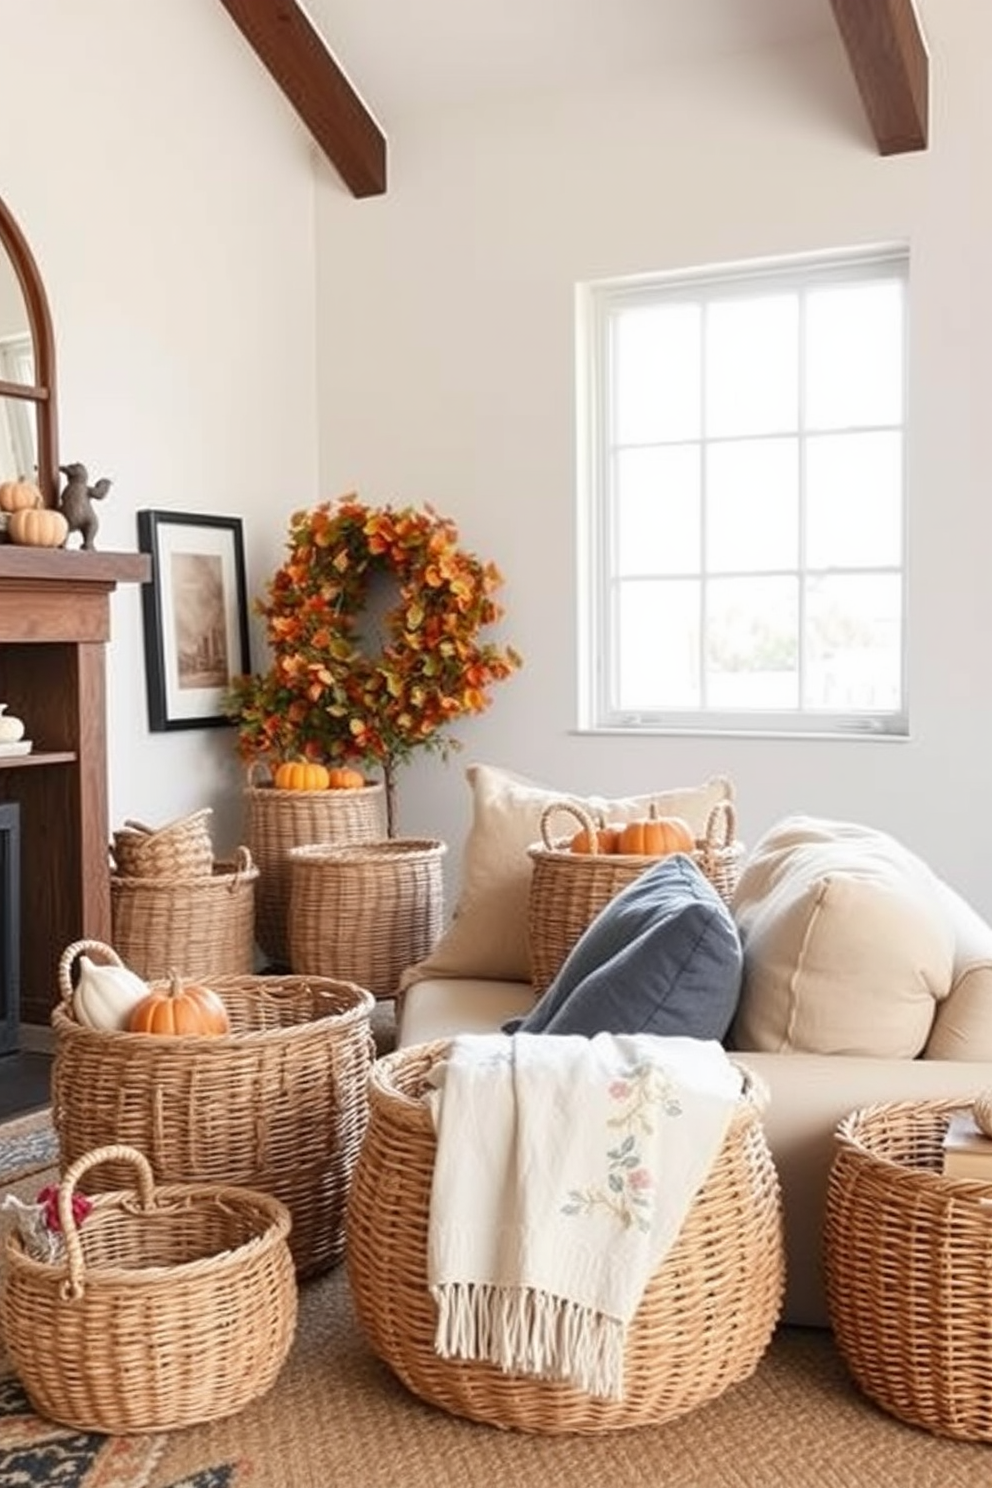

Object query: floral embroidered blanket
[425,1031,742,1400]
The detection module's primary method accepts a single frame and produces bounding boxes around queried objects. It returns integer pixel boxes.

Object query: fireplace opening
[0,801,20,1055]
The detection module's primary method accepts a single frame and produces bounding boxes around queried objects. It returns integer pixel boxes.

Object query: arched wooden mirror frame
[0,193,58,506]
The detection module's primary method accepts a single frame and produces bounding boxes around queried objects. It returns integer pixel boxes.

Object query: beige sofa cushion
[730,816,954,1058]
[401,763,733,985]
[924,879,992,1059]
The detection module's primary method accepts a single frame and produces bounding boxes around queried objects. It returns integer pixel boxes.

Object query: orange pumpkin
[617,808,695,857]
[569,822,620,854]
[274,760,331,791]
[128,969,231,1036]
[0,478,43,513]
[326,767,365,790]
[7,506,68,547]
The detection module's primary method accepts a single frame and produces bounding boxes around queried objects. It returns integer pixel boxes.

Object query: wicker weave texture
[52,956,376,1278]
[244,769,387,966]
[527,800,745,994]
[0,1144,297,1434]
[110,847,258,981]
[346,1041,784,1434]
[111,808,214,878]
[825,1097,992,1442]
[288,839,446,999]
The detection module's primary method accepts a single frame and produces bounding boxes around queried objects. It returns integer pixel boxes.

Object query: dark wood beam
[216,0,386,197]
[828,0,928,155]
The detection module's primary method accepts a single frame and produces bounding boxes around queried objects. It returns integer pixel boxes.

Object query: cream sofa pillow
[401,763,734,985]
[730,816,954,1058]
[923,879,992,1060]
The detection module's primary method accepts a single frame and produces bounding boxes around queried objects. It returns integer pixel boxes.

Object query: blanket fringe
[431,1281,626,1401]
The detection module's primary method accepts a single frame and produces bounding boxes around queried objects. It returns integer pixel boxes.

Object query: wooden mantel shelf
[0,547,150,586]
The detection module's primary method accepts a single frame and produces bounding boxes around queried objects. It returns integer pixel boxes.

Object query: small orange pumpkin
[0,478,43,513]
[274,760,331,791]
[569,822,620,854]
[326,767,365,790]
[7,506,68,548]
[617,807,695,858]
[128,969,230,1036]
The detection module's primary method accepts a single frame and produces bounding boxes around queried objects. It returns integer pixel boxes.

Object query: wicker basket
[244,763,387,966]
[0,1144,296,1434]
[110,846,258,981]
[111,807,214,879]
[527,800,745,994]
[288,838,446,999]
[52,946,376,1278]
[825,1097,992,1441]
[346,1041,784,1433]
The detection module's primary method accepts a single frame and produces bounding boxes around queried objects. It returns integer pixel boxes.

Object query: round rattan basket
[527,800,745,994]
[111,808,214,879]
[0,1144,297,1434]
[346,1041,784,1434]
[288,838,446,999]
[52,947,376,1278]
[825,1097,992,1441]
[110,846,258,981]
[244,763,387,966]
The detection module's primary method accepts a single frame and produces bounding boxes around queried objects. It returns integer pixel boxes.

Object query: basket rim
[245,780,385,800]
[288,838,447,865]
[834,1095,992,1189]
[110,854,259,887]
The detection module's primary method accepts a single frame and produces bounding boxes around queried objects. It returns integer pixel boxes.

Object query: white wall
[1,0,321,851]
[314,0,992,916]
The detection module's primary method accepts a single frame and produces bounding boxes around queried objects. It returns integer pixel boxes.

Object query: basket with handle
[527,800,745,994]
[244,761,388,966]
[52,941,376,1278]
[0,1143,297,1434]
[110,845,258,981]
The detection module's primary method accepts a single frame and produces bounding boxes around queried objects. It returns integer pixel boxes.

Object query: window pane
[805,281,903,430]
[705,577,799,710]
[706,437,799,573]
[706,295,798,438]
[613,303,701,445]
[616,579,699,709]
[615,446,700,576]
[804,574,902,710]
[806,431,902,569]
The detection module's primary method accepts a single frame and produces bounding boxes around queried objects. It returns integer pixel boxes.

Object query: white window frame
[577,245,909,739]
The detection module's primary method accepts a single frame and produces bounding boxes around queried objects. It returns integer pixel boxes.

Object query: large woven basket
[52,946,376,1278]
[0,1144,296,1434]
[825,1097,992,1441]
[244,763,387,966]
[288,838,446,999]
[110,846,258,981]
[528,799,745,994]
[111,807,214,879]
[346,1041,783,1434]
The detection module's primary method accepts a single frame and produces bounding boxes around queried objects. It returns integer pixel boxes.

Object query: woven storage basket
[288,838,446,999]
[825,1097,992,1441]
[527,799,745,994]
[111,807,214,879]
[110,846,258,981]
[244,763,387,966]
[52,944,376,1278]
[0,1143,296,1434]
[346,1041,784,1434]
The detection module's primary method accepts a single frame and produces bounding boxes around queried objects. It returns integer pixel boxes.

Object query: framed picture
[137,510,250,732]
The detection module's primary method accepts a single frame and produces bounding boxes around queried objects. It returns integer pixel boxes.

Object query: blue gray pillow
[504,853,743,1039]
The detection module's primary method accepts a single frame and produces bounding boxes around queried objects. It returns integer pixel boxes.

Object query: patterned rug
[0,1374,166,1487]
[0,1108,58,1187]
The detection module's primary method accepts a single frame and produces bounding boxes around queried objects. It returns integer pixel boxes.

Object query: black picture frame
[137,510,250,732]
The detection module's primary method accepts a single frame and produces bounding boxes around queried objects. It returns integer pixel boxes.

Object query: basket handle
[58,1144,156,1300]
[122,818,153,835]
[57,939,125,1006]
[697,799,736,854]
[246,759,274,787]
[538,800,603,851]
[228,844,255,885]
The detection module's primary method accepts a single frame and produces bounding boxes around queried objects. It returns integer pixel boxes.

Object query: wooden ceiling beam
[828,0,928,155]
[216,0,387,197]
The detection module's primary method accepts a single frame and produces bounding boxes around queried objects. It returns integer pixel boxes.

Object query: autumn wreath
[227,495,522,832]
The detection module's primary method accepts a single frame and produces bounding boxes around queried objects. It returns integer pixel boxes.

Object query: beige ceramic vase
[0,704,24,743]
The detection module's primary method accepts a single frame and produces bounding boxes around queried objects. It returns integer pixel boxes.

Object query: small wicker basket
[527,800,745,994]
[346,1041,784,1434]
[111,807,214,879]
[110,846,258,981]
[288,838,446,999]
[244,762,387,966]
[52,946,376,1278]
[825,1097,992,1441]
[0,1144,297,1434]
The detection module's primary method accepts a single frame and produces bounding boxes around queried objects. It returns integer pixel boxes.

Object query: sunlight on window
[706,295,798,438]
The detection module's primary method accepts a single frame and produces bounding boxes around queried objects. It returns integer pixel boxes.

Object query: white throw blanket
[425,1032,742,1400]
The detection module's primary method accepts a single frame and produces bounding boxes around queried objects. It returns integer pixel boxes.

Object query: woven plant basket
[346,1041,784,1434]
[52,945,376,1278]
[288,838,446,999]
[244,762,387,967]
[0,1143,296,1434]
[527,800,745,994]
[110,846,258,982]
[111,807,214,879]
[825,1097,992,1441]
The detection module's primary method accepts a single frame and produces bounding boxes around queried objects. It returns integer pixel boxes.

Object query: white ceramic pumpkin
[72,953,148,1031]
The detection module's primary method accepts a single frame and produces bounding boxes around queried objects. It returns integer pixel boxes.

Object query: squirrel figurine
[58,462,112,551]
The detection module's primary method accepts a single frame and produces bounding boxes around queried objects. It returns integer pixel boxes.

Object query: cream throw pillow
[730,816,954,1058]
[923,879,992,1060]
[402,763,734,986]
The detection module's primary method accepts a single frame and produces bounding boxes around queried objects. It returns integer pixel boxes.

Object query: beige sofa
[396,767,992,1328]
